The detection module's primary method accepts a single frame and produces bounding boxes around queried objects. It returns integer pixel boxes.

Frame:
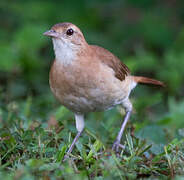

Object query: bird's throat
[52,38,77,65]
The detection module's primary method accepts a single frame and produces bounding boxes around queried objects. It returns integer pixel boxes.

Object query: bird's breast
[49,60,134,113]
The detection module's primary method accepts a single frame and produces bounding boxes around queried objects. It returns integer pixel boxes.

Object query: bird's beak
[43,30,60,38]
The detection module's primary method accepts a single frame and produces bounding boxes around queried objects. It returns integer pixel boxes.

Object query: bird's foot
[112,140,125,156]
[62,154,70,162]
[63,153,77,162]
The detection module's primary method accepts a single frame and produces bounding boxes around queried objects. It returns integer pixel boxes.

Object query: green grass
[1,1,184,179]
[1,95,184,180]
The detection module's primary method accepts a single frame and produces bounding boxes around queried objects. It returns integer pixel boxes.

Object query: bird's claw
[112,141,125,155]
[62,154,69,162]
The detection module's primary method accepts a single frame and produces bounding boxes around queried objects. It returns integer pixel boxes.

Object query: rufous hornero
[43,22,165,160]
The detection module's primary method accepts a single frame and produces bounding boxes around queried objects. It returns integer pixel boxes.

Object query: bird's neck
[52,39,78,65]
[52,39,88,66]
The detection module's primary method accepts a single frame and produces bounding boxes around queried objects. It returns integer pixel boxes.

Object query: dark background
[0,0,184,179]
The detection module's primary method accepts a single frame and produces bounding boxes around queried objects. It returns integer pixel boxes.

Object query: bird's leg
[112,99,132,154]
[64,131,83,158]
[63,113,84,161]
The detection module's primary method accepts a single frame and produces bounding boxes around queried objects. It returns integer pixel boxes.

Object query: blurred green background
[1,0,184,179]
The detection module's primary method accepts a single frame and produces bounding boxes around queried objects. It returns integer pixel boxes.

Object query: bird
[43,22,165,160]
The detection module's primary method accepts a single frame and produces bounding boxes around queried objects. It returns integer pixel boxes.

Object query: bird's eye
[66,28,74,36]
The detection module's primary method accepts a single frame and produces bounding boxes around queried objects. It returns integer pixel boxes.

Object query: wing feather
[91,45,130,81]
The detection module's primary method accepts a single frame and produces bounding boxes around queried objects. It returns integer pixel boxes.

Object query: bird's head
[44,22,87,64]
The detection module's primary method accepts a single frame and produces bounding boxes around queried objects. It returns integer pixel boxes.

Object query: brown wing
[91,45,130,81]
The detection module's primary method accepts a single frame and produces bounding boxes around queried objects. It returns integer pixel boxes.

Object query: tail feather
[133,76,165,87]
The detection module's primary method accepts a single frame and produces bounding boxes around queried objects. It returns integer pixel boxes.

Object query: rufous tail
[133,76,165,87]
